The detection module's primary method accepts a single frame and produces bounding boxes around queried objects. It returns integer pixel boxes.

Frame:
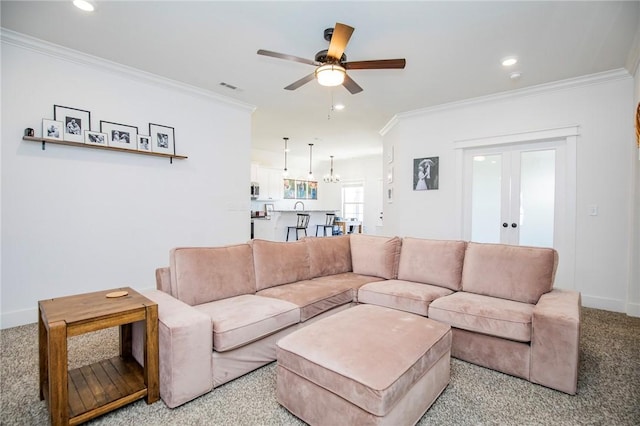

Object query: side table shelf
[23,136,187,163]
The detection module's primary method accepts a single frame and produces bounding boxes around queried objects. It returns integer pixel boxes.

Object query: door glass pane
[519,150,555,247]
[471,154,501,243]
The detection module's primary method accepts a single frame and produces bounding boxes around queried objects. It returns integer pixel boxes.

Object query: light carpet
[1,307,638,425]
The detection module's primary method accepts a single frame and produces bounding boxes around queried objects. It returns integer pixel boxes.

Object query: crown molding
[394,68,631,121]
[0,28,256,113]
[379,116,399,136]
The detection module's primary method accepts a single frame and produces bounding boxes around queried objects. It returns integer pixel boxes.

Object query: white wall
[383,71,635,313]
[628,60,640,316]
[1,33,254,328]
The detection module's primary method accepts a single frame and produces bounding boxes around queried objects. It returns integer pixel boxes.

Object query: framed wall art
[100,121,138,150]
[295,180,308,199]
[42,119,64,141]
[413,156,439,190]
[149,123,175,155]
[54,105,91,143]
[308,181,318,200]
[137,134,152,152]
[84,130,107,146]
[284,179,296,199]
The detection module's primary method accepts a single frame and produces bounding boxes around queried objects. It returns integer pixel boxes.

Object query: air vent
[219,82,238,90]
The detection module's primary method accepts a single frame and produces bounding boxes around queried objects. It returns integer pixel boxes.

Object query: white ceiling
[2,1,639,161]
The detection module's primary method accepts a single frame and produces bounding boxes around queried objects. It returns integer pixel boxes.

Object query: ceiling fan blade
[327,23,354,61]
[344,59,406,70]
[284,73,316,90]
[257,49,318,66]
[342,74,363,94]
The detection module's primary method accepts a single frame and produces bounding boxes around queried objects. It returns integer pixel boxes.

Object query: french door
[466,142,559,247]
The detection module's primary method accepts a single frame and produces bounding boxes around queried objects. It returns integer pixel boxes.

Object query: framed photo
[84,130,107,146]
[264,203,274,216]
[308,181,318,200]
[295,180,308,199]
[54,105,91,143]
[283,179,296,199]
[387,187,393,204]
[413,156,439,191]
[387,166,394,183]
[100,121,138,150]
[149,123,175,155]
[137,134,152,151]
[42,119,64,141]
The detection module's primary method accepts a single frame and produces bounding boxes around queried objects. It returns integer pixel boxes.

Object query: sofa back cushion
[252,239,311,291]
[350,234,402,279]
[461,242,558,304]
[170,244,256,306]
[306,235,352,278]
[398,238,466,291]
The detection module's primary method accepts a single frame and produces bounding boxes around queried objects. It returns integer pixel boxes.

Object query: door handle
[511,223,518,228]
[502,223,508,228]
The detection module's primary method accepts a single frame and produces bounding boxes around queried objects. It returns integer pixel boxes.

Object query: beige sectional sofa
[133,234,581,409]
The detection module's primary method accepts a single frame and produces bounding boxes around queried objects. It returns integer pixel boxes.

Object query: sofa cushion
[311,272,384,301]
[358,280,454,316]
[252,239,311,291]
[428,292,535,342]
[398,238,466,291]
[461,242,558,304]
[305,235,352,278]
[350,234,402,279]
[170,244,256,306]
[257,279,354,322]
[195,294,300,352]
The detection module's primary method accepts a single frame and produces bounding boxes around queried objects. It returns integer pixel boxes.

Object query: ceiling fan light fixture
[315,64,346,87]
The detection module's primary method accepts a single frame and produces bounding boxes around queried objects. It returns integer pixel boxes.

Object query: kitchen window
[342,183,364,222]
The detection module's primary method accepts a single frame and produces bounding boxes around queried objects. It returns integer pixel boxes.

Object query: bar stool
[315,213,336,237]
[286,213,310,241]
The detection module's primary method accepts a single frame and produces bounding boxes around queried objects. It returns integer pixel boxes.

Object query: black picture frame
[100,120,139,150]
[54,105,91,143]
[149,123,175,155]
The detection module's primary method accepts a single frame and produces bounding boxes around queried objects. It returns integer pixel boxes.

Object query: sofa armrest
[530,289,581,394]
[156,267,172,294]
[132,289,213,408]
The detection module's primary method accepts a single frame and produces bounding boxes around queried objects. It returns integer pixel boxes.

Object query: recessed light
[510,71,522,80]
[501,57,518,67]
[333,103,345,111]
[73,0,95,12]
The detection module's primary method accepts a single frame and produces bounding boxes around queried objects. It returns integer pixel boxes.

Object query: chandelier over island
[323,155,340,183]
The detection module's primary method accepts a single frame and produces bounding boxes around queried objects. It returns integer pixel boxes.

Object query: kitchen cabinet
[256,167,283,200]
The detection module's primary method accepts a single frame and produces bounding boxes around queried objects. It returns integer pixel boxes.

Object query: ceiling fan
[257,22,406,94]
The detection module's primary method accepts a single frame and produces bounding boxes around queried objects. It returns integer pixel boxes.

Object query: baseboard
[625,302,640,317]
[581,294,626,313]
[1,307,38,329]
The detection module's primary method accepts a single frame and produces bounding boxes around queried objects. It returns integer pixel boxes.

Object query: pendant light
[308,143,314,180]
[282,137,289,177]
[323,155,341,183]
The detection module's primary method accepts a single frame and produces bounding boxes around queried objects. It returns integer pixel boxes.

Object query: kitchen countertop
[273,209,339,212]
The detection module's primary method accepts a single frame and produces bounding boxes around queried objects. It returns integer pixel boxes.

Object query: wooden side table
[38,287,159,425]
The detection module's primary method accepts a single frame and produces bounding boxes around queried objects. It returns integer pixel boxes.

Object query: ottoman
[276,304,451,425]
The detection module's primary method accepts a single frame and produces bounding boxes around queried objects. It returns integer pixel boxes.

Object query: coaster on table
[106,290,129,298]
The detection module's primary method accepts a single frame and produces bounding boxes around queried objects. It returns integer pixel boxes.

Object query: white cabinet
[256,167,283,200]
[250,162,259,182]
